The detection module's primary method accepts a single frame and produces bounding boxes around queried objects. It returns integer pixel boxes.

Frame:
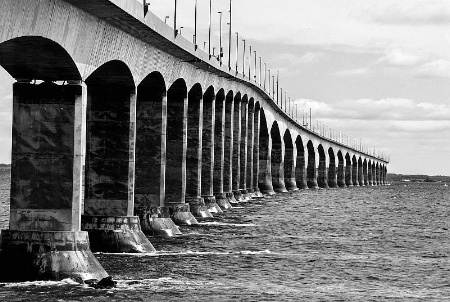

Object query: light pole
[268,69,271,95]
[280,88,283,110]
[248,45,251,80]
[228,0,232,71]
[144,0,149,17]
[259,57,262,86]
[242,39,246,76]
[235,32,239,73]
[254,51,257,82]
[194,0,197,49]
[174,0,178,38]
[208,0,212,58]
[165,16,170,24]
[179,26,184,35]
[218,11,223,65]
[276,70,279,104]
[264,64,267,91]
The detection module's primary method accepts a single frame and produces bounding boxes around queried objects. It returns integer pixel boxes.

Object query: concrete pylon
[0,82,108,282]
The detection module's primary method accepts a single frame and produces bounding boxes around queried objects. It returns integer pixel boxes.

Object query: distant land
[387,173,450,183]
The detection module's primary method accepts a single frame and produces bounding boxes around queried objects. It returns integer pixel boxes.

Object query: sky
[1,0,449,175]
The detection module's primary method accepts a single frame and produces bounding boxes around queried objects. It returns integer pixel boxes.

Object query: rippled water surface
[1,178,450,301]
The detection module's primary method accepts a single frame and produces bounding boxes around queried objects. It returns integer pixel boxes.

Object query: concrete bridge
[0,0,388,282]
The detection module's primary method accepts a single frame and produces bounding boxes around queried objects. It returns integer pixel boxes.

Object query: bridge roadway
[0,0,388,282]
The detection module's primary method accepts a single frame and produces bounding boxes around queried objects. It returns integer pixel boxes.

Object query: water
[1,176,450,301]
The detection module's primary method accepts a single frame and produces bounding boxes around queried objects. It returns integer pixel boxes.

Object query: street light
[143,0,150,17]
[218,11,223,65]
[208,0,212,58]
[165,16,170,23]
[174,0,178,38]
[242,39,246,76]
[194,0,197,49]
[228,0,232,71]
[179,26,184,35]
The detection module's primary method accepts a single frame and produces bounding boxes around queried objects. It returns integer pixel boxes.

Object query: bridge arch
[337,151,346,187]
[345,152,353,187]
[3,36,85,234]
[258,108,274,194]
[0,36,81,81]
[135,71,167,215]
[284,129,297,191]
[328,148,338,188]
[84,60,136,219]
[166,78,188,206]
[271,121,287,192]
[306,141,318,188]
[295,136,308,189]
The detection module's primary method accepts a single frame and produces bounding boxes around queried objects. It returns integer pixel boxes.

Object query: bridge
[0,0,388,282]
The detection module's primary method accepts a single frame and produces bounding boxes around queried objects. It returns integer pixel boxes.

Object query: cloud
[376,49,421,66]
[415,59,450,78]
[370,3,450,26]
[335,67,372,77]
[272,52,325,66]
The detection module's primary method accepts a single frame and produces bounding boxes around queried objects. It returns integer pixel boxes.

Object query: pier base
[81,216,155,253]
[187,197,213,219]
[203,196,223,214]
[136,207,182,237]
[170,204,199,226]
[215,193,233,210]
[0,230,109,282]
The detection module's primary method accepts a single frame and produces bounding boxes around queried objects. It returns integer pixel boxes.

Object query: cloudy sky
[1,0,450,175]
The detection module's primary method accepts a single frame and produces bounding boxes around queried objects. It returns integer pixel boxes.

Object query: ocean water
[0,177,450,301]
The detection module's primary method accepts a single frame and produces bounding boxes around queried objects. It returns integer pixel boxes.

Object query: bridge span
[0,0,388,282]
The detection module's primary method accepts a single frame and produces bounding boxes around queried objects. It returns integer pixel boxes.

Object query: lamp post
[179,26,184,35]
[174,0,178,38]
[218,11,223,65]
[268,69,271,95]
[264,64,267,91]
[194,0,197,49]
[165,16,170,23]
[208,0,212,58]
[242,39,246,76]
[280,88,283,109]
[254,50,257,82]
[228,0,232,70]
[259,56,262,86]
[248,45,251,80]
[276,70,279,104]
[235,32,239,73]
[144,0,149,17]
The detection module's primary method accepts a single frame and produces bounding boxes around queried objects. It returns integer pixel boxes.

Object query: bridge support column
[306,143,318,188]
[271,144,287,193]
[232,96,243,201]
[363,161,369,186]
[345,156,353,187]
[223,94,237,204]
[337,160,346,188]
[246,101,256,197]
[328,163,338,188]
[83,70,155,253]
[202,89,222,213]
[368,163,373,186]
[284,141,298,191]
[134,76,181,237]
[358,160,364,186]
[0,82,108,281]
[352,158,359,186]
[239,99,250,200]
[317,147,329,189]
[252,105,264,197]
[186,86,212,219]
[258,122,275,195]
[213,92,232,210]
[295,142,308,189]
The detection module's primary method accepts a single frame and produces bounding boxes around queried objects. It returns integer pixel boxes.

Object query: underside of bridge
[0,0,389,282]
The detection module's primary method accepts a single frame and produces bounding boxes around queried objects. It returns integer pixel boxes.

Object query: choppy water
[1,180,450,301]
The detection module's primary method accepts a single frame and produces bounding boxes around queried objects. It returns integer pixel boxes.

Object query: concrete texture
[81,216,155,253]
[0,230,108,281]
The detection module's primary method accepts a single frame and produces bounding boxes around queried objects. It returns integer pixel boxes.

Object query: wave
[198,222,257,227]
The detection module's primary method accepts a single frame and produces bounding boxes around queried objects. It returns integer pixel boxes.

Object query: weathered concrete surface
[0,230,108,281]
[10,82,79,232]
[81,216,155,253]
[135,207,182,237]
